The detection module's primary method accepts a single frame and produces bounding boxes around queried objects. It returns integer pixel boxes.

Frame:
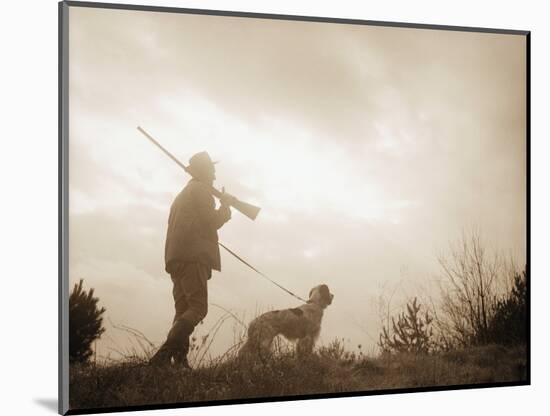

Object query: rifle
[137,126,261,221]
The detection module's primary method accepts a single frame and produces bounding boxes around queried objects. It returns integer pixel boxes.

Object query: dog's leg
[237,339,250,359]
[296,335,315,358]
[254,325,276,361]
[239,320,275,361]
[239,319,260,359]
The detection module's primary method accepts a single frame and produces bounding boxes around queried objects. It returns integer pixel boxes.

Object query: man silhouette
[150,151,234,368]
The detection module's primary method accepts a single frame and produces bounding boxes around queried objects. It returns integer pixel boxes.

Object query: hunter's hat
[188,151,218,175]
[189,151,218,168]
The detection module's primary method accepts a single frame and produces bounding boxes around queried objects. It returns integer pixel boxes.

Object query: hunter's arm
[192,183,231,230]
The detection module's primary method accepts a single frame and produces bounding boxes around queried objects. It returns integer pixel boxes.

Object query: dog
[238,284,334,359]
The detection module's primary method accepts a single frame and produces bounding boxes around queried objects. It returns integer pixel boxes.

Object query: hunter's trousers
[170,262,210,328]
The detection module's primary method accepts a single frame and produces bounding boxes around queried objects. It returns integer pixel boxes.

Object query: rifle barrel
[137,126,190,174]
[137,126,261,220]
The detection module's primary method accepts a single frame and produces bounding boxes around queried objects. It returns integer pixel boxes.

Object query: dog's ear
[320,285,332,305]
[309,287,314,299]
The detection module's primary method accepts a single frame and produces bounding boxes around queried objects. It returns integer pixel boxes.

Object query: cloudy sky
[68,6,527,361]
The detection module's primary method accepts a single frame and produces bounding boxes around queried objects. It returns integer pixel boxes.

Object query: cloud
[67,7,527,357]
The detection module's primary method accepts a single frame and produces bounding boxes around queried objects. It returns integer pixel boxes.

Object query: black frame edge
[65,381,530,415]
[525,31,531,385]
[59,1,70,415]
[63,0,529,36]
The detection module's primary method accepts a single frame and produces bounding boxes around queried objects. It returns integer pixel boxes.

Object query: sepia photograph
[60,2,529,414]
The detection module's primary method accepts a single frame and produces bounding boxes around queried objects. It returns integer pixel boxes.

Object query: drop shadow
[34,398,58,413]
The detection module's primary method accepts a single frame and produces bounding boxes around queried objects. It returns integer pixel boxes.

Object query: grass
[69,341,527,411]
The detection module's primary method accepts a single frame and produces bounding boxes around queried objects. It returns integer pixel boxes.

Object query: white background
[0,0,547,415]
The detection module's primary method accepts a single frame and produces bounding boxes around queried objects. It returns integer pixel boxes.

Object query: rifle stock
[137,126,261,221]
[210,187,261,220]
[231,198,261,221]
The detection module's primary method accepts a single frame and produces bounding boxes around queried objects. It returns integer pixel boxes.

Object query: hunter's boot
[149,341,173,366]
[172,320,194,369]
[172,342,191,369]
[149,318,194,367]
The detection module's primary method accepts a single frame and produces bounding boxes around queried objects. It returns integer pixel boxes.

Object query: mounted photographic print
[58,1,530,414]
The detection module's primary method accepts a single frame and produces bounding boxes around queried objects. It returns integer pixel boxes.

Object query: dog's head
[308,284,334,308]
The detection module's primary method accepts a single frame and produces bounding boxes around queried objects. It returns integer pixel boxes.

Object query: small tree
[485,269,528,345]
[378,297,434,354]
[436,230,501,347]
[69,279,106,364]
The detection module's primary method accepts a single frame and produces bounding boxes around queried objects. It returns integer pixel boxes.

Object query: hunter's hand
[219,187,237,207]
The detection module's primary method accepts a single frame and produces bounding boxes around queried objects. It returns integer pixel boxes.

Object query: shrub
[318,338,357,362]
[436,231,501,347]
[484,269,527,345]
[378,297,434,354]
[69,279,106,364]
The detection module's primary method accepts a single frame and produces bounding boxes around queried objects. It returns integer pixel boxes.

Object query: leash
[219,244,379,347]
[218,242,308,304]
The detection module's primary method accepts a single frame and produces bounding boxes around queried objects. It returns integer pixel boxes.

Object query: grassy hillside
[69,342,527,411]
